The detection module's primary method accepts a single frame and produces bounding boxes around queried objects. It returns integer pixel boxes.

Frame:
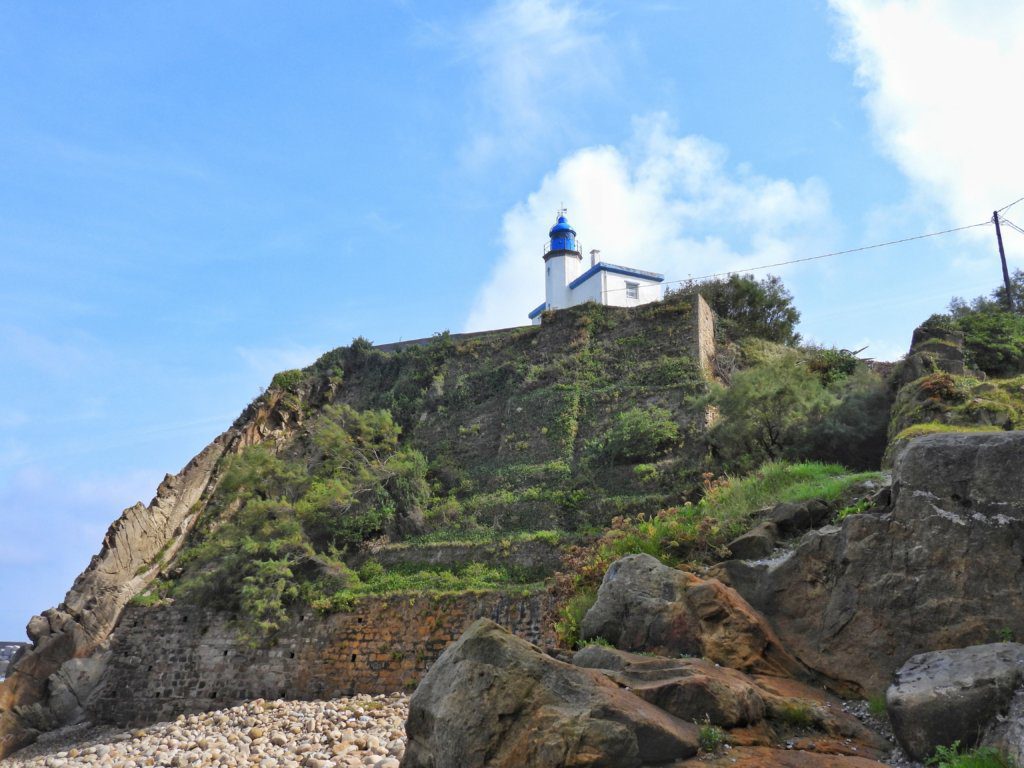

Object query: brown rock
[581,554,807,679]
[726,522,778,560]
[572,645,765,727]
[675,746,888,767]
[403,619,700,768]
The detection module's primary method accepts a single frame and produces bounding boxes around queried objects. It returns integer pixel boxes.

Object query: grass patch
[312,562,541,613]
[129,592,166,608]
[396,528,566,548]
[867,694,887,717]
[594,461,882,568]
[774,701,814,728]
[893,422,1003,442]
[927,741,1017,768]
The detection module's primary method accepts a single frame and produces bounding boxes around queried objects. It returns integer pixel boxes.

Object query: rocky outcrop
[897,323,968,385]
[0,387,323,758]
[403,618,700,768]
[717,431,1024,696]
[886,643,1024,761]
[677,747,888,767]
[572,645,766,727]
[581,553,806,679]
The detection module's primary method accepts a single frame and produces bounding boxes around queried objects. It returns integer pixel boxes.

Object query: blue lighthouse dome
[547,213,578,253]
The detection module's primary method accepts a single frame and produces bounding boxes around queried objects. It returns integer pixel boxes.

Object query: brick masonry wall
[90,591,556,727]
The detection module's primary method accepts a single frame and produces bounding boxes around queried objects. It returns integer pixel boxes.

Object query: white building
[528,211,664,324]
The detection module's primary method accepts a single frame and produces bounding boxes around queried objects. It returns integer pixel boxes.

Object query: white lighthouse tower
[528,210,665,324]
[542,210,582,310]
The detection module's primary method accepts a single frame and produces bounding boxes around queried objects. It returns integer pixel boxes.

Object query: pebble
[1,693,409,768]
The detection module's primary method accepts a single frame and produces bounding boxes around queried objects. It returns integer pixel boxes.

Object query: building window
[625,281,639,300]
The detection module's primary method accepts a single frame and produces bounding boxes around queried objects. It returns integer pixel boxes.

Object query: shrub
[670,273,801,344]
[926,741,1016,768]
[554,588,598,649]
[803,368,891,471]
[592,406,681,464]
[708,354,835,471]
[698,721,726,753]
[806,347,860,386]
[269,369,307,391]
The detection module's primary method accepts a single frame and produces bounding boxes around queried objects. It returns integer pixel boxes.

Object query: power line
[599,219,992,294]
[1001,217,1024,237]
[998,195,1024,214]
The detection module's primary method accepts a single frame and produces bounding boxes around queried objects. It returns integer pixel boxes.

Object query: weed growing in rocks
[698,718,726,754]
[926,741,1017,768]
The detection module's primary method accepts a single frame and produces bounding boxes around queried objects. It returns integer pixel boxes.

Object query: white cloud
[464,114,833,331]
[830,1,1024,237]
[460,0,614,166]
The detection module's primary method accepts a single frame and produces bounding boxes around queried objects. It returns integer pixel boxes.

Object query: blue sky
[2,0,1023,640]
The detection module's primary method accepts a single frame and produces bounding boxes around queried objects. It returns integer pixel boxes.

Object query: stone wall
[693,294,716,380]
[90,591,556,727]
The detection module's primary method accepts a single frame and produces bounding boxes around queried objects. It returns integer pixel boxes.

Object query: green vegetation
[893,422,1003,442]
[889,372,1024,440]
[588,406,681,464]
[155,279,905,648]
[310,562,529,613]
[163,405,446,640]
[555,461,881,599]
[269,369,308,391]
[671,273,801,344]
[707,346,890,472]
[553,588,598,649]
[836,498,873,522]
[867,694,887,717]
[922,270,1024,378]
[698,720,726,753]
[774,701,814,728]
[926,741,1017,768]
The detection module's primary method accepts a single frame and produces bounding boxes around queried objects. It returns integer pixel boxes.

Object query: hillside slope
[0,294,713,756]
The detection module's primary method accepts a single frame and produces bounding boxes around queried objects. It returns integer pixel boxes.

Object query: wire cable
[999,196,1024,215]
[599,219,992,294]
[1000,217,1024,237]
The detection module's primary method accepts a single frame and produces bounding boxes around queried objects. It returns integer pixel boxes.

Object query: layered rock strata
[718,431,1024,696]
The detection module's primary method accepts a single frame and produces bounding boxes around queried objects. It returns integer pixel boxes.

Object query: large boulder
[887,643,1024,761]
[581,553,806,679]
[572,645,765,727]
[717,432,1024,696]
[726,522,778,560]
[403,619,700,768]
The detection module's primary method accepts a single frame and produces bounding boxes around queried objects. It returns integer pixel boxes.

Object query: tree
[709,354,834,471]
[672,274,801,344]
[942,270,1024,377]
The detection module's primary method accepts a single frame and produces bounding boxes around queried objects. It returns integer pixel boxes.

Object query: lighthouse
[543,211,583,311]
[528,210,665,324]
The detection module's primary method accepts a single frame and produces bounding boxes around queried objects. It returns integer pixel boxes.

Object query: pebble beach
[1,694,409,768]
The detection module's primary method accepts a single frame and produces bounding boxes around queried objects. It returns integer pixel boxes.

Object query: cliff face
[719,431,1024,696]
[0,385,330,756]
[0,296,711,757]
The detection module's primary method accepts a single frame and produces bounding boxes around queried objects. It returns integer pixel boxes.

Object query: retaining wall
[90,591,556,726]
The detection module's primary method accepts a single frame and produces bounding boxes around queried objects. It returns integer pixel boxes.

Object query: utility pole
[994,211,1015,311]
